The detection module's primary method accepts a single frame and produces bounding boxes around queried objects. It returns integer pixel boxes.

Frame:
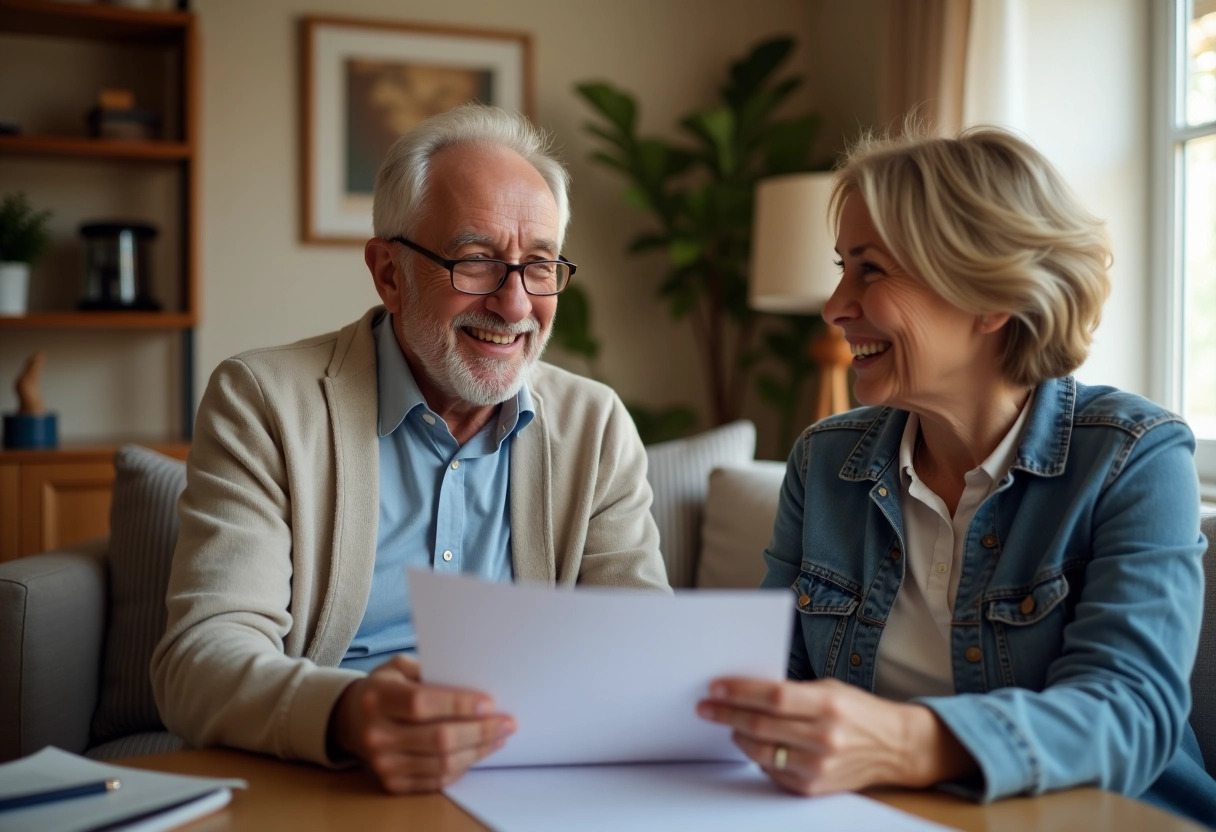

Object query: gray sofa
[3,427,1215,779]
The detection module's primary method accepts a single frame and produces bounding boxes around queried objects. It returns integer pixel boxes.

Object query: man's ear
[366,238,404,311]
[977,311,1012,335]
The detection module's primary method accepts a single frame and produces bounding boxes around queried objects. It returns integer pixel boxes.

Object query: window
[1158,0,1216,488]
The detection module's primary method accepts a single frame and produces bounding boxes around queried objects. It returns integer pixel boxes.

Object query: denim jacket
[762,376,1216,825]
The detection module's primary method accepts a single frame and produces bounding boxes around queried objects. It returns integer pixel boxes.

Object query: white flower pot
[0,262,30,316]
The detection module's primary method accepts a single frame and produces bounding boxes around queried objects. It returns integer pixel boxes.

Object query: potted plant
[0,192,53,316]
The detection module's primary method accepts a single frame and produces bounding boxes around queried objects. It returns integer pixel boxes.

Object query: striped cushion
[89,445,187,747]
[645,421,756,588]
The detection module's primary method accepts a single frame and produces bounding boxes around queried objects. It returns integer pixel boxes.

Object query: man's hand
[329,655,515,793]
[696,677,975,796]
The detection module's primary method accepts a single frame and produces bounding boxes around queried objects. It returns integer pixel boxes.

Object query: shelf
[0,311,195,329]
[0,441,191,464]
[0,134,191,160]
[0,0,190,44]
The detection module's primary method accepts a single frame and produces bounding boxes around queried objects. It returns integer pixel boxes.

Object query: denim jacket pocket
[984,573,1072,688]
[793,570,861,680]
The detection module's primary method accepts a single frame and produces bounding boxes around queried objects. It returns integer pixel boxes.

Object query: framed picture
[301,16,533,244]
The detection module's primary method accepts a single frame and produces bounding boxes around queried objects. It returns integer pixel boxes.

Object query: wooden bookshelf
[0,134,191,161]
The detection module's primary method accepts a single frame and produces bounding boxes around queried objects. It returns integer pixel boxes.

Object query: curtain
[878,0,972,135]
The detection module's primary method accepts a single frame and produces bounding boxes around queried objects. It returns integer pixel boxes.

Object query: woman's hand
[696,677,975,796]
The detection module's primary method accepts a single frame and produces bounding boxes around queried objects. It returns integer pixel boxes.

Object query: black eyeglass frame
[391,237,577,297]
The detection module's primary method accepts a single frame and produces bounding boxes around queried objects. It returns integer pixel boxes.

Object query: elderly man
[151,105,669,794]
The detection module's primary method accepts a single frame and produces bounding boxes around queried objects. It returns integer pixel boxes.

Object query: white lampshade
[748,171,839,313]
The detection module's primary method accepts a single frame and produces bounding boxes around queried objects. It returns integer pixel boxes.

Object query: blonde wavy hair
[830,125,1112,386]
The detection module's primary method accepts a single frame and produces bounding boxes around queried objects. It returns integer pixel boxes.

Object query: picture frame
[301,16,534,244]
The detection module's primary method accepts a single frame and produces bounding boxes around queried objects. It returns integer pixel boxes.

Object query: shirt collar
[898,389,1036,485]
[373,310,535,443]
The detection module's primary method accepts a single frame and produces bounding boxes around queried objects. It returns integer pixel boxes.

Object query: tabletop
[122,748,1209,832]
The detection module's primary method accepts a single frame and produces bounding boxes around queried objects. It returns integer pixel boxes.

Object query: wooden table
[124,749,1208,831]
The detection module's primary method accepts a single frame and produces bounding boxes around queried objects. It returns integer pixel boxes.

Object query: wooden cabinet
[0,444,189,561]
[0,1,199,556]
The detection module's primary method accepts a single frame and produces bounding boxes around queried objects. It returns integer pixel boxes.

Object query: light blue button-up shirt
[340,311,533,672]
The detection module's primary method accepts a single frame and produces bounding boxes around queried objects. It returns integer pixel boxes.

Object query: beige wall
[191,0,883,458]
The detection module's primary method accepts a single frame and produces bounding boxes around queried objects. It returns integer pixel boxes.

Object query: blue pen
[0,779,121,811]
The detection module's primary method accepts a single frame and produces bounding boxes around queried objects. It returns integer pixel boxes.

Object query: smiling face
[389,142,560,410]
[823,193,999,414]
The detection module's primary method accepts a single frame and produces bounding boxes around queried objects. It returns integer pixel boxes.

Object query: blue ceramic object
[3,413,57,449]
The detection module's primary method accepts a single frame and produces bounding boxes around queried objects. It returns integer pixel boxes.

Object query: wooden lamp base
[809,325,853,422]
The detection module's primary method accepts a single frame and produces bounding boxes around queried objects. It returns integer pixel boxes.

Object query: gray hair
[372,103,571,247]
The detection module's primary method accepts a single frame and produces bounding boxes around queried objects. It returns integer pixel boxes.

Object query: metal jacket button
[890,549,901,560]
[1020,596,1035,615]
[798,594,811,607]
[850,653,862,667]
[965,647,982,663]
[981,534,998,548]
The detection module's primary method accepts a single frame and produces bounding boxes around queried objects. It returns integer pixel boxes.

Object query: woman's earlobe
[977,312,1012,334]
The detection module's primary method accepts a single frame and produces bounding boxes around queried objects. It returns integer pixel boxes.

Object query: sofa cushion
[89,445,187,747]
[1191,509,1216,774]
[696,460,786,589]
[645,420,756,588]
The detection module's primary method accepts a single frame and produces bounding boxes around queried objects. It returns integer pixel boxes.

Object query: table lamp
[749,171,853,421]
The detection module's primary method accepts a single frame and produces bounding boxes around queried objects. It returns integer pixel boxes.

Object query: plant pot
[0,261,30,316]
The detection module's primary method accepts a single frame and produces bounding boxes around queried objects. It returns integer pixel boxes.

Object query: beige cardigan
[151,308,669,765]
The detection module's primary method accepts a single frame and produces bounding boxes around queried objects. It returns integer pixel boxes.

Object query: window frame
[1153,0,1216,496]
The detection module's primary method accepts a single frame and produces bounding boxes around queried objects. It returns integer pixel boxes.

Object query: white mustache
[452,312,538,336]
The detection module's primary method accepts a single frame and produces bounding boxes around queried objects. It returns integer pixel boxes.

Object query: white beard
[397,281,551,407]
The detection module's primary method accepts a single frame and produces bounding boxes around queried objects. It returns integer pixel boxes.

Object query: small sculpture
[16,350,46,415]
[3,350,57,449]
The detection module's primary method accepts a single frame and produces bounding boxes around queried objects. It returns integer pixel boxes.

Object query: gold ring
[773,745,788,771]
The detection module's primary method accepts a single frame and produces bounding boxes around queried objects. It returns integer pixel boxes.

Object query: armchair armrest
[0,539,109,761]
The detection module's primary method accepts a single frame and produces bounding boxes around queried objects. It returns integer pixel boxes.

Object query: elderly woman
[697,127,1216,825]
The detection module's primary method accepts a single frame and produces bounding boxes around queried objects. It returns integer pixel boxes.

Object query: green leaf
[549,284,600,360]
[575,82,637,134]
[668,238,702,267]
[0,192,53,264]
[628,233,669,253]
[680,108,736,176]
[589,150,630,174]
[762,115,822,175]
[724,38,795,106]
[584,122,632,153]
[624,186,652,211]
[755,373,792,409]
[736,77,801,138]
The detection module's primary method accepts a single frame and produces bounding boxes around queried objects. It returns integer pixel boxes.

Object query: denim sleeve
[917,418,1205,801]
[760,429,815,681]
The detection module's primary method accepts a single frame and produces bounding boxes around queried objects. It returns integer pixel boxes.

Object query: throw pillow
[89,445,187,746]
[696,460,786,589]
[644,420,756,588]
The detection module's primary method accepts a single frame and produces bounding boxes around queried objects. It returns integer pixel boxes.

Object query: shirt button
[849,653,862,667]
[442,550,453,562]
[965,647,982,663]
[798,594,811,607]
[890,549,901,560]
[422,413,436,425]
[935,562,948,574]
[1020,596,1036,615]
[450,460,460,470]
[981,534,998,548]
[877,487,888,497]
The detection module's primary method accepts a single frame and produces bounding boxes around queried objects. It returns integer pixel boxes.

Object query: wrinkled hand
[696,677,974,796]
[329,655,515,793]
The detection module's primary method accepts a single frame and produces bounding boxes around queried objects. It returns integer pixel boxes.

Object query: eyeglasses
[391,237,576,296]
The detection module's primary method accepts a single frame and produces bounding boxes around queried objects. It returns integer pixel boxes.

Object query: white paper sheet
[445,762,960,832]
[410,570,791,767]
